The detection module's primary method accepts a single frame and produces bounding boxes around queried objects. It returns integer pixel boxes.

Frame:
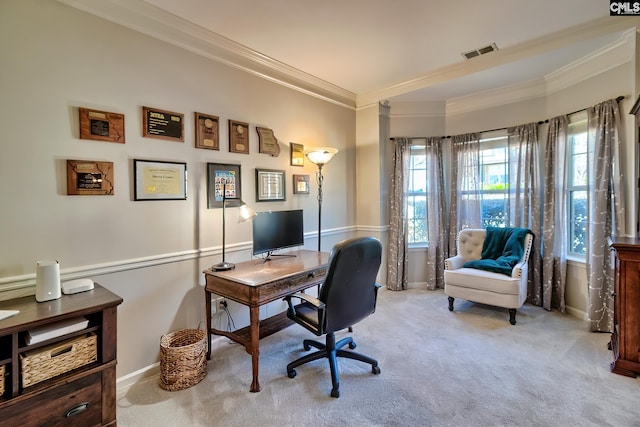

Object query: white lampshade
[304,147,338,166]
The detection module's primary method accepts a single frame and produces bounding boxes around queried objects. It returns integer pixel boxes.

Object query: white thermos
[35,260,61,302]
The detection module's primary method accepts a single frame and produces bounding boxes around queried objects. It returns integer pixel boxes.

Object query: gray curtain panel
[540,115,569,312]
[587,99,625,332]
[387,137,411,291]
[507,123,542,307]
[449,133,481,255]
[424,137,447,290]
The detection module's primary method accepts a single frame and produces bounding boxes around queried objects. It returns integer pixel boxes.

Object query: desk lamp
[212,189,256,271]
[304,147,338,252]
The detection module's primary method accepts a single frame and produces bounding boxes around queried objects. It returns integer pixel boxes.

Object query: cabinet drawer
[0,372,102,426]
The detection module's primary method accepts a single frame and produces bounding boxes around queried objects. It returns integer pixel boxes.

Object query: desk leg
[205,288,212,360]
[249,305,261,392]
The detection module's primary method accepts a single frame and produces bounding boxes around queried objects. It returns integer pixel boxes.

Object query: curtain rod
[389,95,625,141]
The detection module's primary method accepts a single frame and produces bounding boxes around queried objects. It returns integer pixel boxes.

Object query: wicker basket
[0,364,5,396]
[20,333,97,388]
[159,328,207,391]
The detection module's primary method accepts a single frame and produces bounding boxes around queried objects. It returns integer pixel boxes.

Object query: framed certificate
[255,169,285,202]
[133,159,187,201]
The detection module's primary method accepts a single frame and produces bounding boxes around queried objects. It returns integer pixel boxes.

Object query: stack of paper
[26,317,89,345]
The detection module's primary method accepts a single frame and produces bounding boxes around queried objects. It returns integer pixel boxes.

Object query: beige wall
[0,0,356,379]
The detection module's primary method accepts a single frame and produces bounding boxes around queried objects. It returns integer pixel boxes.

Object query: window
[457,134,510,228]
[407,145,427,244]
[478,138,509,228]
[567,115,588,256]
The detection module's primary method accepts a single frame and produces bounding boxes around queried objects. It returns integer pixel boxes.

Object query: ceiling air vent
[462,43,498,60]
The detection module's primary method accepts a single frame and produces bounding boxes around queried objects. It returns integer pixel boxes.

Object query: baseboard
[116,335,229,395]
[116,362,160,394]
[565,305,588,321]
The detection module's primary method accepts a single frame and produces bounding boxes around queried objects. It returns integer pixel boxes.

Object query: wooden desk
[203,250,329,392]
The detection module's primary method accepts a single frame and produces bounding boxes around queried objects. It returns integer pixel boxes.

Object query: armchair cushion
[463,227,532,276]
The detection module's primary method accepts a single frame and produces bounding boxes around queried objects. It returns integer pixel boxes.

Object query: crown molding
[544,29,635,95]
[446,28,635,116]
[446,79,547,116]
[358,16,639,107]
[57,0,357,109]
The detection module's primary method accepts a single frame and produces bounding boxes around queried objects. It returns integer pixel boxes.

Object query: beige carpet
[117,288,639,426]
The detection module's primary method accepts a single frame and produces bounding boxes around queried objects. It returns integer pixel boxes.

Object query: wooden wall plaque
[142,106,184,142]
[195,112,219,150]
[79,108,125,143]
[66,160,114,195]
[229,120,249,154]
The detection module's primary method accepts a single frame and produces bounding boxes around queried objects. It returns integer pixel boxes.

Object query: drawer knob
[65,402,90,418]
[308,272,315,278]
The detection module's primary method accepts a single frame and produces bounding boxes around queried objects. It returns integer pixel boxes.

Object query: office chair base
[287,332,380,398]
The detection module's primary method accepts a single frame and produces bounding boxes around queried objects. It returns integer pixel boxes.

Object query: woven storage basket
[0,364,5,396]
[159,328,207,391]
[20,333,97,388]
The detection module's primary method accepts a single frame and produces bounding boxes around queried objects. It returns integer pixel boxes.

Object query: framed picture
[133,159,187,201]
[142,106,184,142]
[293,174,310,194]
[290,143,304,166]
[207,163,242,208]
[255,168,285,202]
[78,108,125,143]
[66,160,114,195]
[229,119,250,154]
[194,112,219,150]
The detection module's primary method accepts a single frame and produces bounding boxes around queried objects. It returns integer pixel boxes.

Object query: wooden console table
[609,237,640,377]
[203,250,329,392]
[0,284,122,426]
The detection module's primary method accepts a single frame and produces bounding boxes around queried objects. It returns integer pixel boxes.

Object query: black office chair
[284,236,382,398]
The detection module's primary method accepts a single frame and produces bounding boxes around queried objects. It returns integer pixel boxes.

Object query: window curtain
[449,133,481,254]
[424,137,447,290]
[387,137,411,291]
[507,123,542,305]
[539,116,569,311]
[587,99,625,332]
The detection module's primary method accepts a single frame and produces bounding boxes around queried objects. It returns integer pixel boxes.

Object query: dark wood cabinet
[609,237,640,377]
[0,284,122,426]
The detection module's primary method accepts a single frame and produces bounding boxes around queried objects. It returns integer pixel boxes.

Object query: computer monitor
[252,210,304,259]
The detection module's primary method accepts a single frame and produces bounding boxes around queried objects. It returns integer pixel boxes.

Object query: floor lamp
[212,191,256,271]
[305,147,338,252]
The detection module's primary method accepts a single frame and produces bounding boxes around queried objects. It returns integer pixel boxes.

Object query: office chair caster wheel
[287,369,296,378]
[331,388,340,398]
[349,341,356,349]
[372,365,381,375]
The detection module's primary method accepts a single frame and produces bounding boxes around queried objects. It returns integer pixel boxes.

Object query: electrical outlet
[211,297,226,315]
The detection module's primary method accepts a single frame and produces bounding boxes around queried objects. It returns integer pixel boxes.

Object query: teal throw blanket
[463,227,533,276]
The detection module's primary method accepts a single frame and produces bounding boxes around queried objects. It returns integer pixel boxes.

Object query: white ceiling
[64,0,637,107]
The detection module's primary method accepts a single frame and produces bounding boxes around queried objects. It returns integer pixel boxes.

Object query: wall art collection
[68,105,311,206]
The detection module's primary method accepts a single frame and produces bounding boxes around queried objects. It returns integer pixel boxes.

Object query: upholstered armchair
[444,227,534,325]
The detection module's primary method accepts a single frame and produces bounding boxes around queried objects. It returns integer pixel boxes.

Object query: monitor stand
[262,251,297,263]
